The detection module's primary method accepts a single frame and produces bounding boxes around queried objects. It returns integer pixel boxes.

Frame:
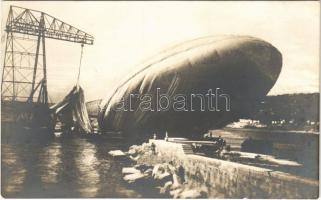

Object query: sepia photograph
[1,1,319,198]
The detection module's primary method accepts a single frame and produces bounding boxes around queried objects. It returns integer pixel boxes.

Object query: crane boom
[6,5,94,45]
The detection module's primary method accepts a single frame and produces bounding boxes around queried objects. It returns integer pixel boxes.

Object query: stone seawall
[143,139,319,198]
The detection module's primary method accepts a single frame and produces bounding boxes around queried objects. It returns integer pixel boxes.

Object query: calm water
[1,134,148,198]
[2,128,318,197]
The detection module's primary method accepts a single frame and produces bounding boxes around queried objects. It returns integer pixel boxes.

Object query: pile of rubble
[122,163,207,198]
[120,143,208,198]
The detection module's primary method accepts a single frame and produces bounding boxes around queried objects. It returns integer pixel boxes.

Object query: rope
[76,43,84,90]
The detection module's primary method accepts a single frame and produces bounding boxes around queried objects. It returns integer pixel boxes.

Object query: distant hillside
[244,93,319,131]
[259,93,318,122]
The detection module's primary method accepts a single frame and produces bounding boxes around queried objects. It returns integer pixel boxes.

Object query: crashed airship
[98,35,282,141]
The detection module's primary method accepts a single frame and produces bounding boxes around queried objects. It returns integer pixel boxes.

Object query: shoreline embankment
[120,139,318,198]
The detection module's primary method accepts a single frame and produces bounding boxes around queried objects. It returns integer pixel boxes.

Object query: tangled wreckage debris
[51,86,93,134]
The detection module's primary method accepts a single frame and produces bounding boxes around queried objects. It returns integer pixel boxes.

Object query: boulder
[108,150,127,158]
[129,154,140,161]
[123,173,148,184]
[152,164,169,178]
[159,181,173,195]
[156,172,171,181]
[122,167,141,175]
[179,189,202,199]
[170,188,183,198]
[171,173,183,189]
[135,164,153,172]
[178,187,208,199]
[128,149,137,155]
[143,168,153,176]
[142,142,152,151]
[128,145,139,155]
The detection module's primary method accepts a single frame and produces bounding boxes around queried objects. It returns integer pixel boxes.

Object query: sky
[1,1,319,102]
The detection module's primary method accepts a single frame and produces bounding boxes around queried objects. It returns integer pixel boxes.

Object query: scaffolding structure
[1,5,94,126]
[1,5,94,103]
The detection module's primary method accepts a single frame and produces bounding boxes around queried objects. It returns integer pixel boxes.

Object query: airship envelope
[98,35,282,140]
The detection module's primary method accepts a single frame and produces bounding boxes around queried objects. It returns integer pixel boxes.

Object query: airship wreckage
[98,35,282,141]
[1,6,282,142]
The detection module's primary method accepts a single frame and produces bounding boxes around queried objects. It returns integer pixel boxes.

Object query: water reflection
[74,140,100,197]
[2,136,143,198]
[1,144,27,195]
[39,142,62,184]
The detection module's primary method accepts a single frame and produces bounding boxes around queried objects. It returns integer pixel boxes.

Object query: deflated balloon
[98,35,282,140]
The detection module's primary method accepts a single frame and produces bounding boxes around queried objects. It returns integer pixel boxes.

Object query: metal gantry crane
[1,5,94,127]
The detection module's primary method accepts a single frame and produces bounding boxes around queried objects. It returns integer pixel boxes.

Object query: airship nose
[267,45,283,83]
[241,38,283,84]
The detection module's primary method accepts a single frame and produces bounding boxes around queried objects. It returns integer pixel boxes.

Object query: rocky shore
[119,143,208,198]
[108,140,319,198]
